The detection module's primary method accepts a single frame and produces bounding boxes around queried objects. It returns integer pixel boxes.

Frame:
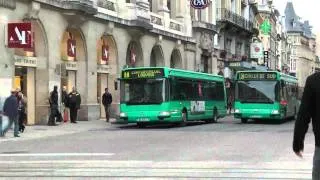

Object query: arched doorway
[97,35,118,119]
[60,29,86,94]
[150,45,164,67]
[13,20,48,125]
[126,41,143,67]
[170,49,182,69]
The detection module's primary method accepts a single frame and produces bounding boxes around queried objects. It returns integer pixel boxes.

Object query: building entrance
[14,66,35,125]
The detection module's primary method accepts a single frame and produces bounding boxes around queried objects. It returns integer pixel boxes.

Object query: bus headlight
[271,110,280,115]
[158,111,171,118]
[119,112,128,118]
[234,109,240,113]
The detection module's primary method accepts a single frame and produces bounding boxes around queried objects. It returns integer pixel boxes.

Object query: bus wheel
[180,111,188,126]
[212,109,218,123]
[241,118,248,123]
[137,123,146,128]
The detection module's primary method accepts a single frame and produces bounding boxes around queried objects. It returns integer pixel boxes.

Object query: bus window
[120,78,165,105]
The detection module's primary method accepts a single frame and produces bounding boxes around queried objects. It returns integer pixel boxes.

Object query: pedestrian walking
[102,88,112,122]
[48,86,60,126]
[293,73,320,179]
[2,89,19,137]
[17,92,26,133]
[68,87,81,123]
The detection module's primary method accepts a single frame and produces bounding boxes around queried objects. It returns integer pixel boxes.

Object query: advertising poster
[191,101,205,113]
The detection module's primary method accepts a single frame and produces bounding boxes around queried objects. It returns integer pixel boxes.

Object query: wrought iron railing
[216,8,253,31]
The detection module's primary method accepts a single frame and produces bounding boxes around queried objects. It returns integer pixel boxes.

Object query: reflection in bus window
[236,81,280,103]
[121,79,165,105]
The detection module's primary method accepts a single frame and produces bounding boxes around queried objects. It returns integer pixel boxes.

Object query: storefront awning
[226,61,267,71]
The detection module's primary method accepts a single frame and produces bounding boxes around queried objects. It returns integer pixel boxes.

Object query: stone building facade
[0,0,198,125]
[0,0,259,125]
[284,2,316,88]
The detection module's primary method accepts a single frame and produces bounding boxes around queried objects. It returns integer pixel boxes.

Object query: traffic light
[263,51,269,67]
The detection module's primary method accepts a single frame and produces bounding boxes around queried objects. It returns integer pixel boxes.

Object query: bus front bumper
[233,109,282,119]
[113,111,182,124]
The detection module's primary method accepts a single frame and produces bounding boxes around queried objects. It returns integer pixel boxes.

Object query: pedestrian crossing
[0,160,313,179]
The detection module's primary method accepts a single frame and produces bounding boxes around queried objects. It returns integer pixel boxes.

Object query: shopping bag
[63,109,69,123]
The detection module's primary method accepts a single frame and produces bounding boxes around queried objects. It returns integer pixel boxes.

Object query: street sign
[250,42,263,58]
[7,22,32,48]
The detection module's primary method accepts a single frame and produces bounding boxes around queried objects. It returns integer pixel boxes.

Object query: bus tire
[241,118,248,123]
[180,111,188,127]
[137,123,146,128]
[212,109,218,123]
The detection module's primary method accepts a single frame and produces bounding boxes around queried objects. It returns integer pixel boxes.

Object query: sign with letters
[122,69,164,79]
[190,0,211,9]
[14,55,37,67]
[238,72,277,81]
[7,22,32,48]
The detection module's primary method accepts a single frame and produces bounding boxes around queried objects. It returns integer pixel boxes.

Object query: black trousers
[69,107,78,122]
[48,105,60,125]
[18,111,25,131]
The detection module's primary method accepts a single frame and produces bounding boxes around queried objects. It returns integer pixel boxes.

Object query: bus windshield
[236,80,280,104]
[120,78,165,105]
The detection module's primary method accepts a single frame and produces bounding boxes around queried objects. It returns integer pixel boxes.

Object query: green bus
[233,71,299,123]
[116,67,227,127]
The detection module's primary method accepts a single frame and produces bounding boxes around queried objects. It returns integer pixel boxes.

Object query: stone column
[211,54,218,74]
[157,0,170,17]
[27,67,36,125]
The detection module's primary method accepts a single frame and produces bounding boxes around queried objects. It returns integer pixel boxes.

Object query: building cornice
[0,0,16,9]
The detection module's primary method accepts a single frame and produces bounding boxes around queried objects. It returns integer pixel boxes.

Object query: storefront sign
[229,62,241,67]
[64,61,77,71]
[101,45,109,62]
[190,0,210,9]
[122,68,164,79]
[238,72,277,81]
[8,22,32,48]
[14,55,37,67]
[97,64,110,74]
[250,42,263,59]
[67,39,76,57]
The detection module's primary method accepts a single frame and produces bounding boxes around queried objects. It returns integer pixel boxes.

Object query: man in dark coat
[48,86,59,126]
[102,88,112,122]
[68,87,81,123]
[2,89,19,137]
[293,72,320,179]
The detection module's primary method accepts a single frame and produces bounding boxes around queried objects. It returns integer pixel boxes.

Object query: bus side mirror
[114,80,118,91]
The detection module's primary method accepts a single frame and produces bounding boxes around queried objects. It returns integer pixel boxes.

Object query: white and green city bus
[234,71,299,123]
[115,67,227,127]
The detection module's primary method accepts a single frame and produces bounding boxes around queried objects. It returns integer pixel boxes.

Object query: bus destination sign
[122,69,164,79]
[238,72,277,81]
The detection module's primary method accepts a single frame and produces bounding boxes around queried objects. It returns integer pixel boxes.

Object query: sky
[273,0,320,33]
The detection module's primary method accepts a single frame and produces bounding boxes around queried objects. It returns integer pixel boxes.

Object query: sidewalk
[0,118,116,142]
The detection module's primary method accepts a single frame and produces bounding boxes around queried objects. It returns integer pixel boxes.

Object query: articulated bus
[234,71,299,123]
[116,67,227,127]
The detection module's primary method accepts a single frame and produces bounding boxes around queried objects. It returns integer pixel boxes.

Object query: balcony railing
[150,13,164,26]
[169,19,183,32]
[216,8,253,32]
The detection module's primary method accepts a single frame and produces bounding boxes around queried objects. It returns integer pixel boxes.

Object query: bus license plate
[137,118,150,122]
[250,115,262,118]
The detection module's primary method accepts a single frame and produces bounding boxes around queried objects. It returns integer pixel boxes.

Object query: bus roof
[122,67,225,81]
[235,70,298,83]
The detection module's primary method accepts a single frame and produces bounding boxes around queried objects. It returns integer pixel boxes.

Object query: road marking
[0,153,115,157]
